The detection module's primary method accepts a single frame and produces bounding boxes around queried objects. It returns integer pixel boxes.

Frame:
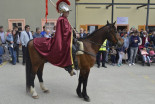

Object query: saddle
[72,38,84,70]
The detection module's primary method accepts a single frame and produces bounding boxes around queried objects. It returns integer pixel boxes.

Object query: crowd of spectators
[96,27,155,68]
[0,25,56,65]
[0,25,155,68]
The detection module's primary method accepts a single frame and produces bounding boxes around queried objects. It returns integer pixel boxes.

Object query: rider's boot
[65,65,76,76]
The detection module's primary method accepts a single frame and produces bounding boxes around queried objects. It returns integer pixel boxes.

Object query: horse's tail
[25,40,32,92]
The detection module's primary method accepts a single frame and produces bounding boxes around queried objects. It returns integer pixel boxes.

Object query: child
[117,46,125,67]
[141,48,151,64]
[109,46,117,66]
[149,48,155,56]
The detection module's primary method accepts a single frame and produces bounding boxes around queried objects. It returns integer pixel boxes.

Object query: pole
[146,0,150,31]
[111,0,114,23]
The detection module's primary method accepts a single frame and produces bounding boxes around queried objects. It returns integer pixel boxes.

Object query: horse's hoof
[77,92,83,98]
[76,89,83,98]
[43,90,50,93]
[84,96,90,102]
[32,95,39,99]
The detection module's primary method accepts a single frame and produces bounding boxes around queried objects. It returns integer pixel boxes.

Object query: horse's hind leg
[37,63,49,93]
[29,66,39,99]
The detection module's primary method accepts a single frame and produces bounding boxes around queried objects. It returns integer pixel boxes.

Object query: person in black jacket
[13,26,21,63]
[129,31,140,66]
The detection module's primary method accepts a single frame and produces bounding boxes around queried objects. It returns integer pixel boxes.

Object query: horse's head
[105,21,124,47]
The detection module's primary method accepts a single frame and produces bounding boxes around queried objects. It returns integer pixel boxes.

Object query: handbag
[123,53,128,60]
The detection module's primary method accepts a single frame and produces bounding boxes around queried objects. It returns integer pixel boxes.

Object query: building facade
[76,0,155,33]
[0,0,75,32]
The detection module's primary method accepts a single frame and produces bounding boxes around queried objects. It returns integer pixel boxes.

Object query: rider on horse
[33,0,78,76]
[56,0,78,76]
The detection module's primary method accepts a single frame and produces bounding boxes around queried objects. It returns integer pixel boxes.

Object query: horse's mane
[78,25,108,41]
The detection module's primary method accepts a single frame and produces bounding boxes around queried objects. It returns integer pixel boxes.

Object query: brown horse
[26,21,124,101]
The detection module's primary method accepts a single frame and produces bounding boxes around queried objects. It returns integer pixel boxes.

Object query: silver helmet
[58,2,71,13]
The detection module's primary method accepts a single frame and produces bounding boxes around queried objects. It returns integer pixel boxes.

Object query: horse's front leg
[76,74,83,98]
[77,69,90,102]
[82,69,90,102]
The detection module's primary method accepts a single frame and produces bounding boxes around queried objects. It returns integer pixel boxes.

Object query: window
[88,25,98,34]
[41,19,57,33]
[80,25,104,34]
[8,19,25,32]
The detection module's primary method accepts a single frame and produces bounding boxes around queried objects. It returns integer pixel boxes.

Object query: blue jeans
[130,47,138,64]
[9,47,16,65]
[0,55,2,64]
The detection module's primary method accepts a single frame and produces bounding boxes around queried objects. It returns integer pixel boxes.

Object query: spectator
[0,37,4,65]
[142,31,150,47]
[6,30,17,65]
[0,26,6,44]
[150,31,155,45]
[40,26,47,37]
[33,27,42,39]
[149,48,155,56]
[13,26,21,63]
[117,46,125,67]
[122,33,129,63]
[141,48,151,65]
[140,29,144,38]
[44,29,51,38]
[31,31,34,36]
[122,33,129,52]
[96,39,108,68]
[51,26,56,38]
[109,46,117,66]
[0,26,10,61]
[80,28,86,38]
[129,31,140,66]
[20,25,33,65]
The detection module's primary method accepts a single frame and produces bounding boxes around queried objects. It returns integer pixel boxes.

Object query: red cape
[33,16,73,68]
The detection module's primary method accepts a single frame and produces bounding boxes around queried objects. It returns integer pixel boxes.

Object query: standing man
[0,26,10,61]
[20,25,33,65]
[33,27,42,39]
[40,26,47,37]
[97,39,108,68]
[13,26,21,63]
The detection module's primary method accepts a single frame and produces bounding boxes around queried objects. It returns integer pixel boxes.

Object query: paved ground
[0,60,155,104]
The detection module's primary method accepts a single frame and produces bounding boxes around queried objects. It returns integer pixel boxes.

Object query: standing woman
[129,31,140,66]
[6,30,17,65]
[13,26,21,63]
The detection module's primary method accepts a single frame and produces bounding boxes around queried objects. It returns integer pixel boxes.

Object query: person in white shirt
[44,29,51,38]
[20,25,33,65]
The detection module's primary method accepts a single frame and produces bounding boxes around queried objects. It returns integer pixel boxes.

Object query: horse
[26,21,124,101]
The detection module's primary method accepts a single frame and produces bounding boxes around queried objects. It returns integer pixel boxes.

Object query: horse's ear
[107,20,110,25]
[113,21,116,25]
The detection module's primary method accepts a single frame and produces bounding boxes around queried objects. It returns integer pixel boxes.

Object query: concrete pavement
[0,61,155,104]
